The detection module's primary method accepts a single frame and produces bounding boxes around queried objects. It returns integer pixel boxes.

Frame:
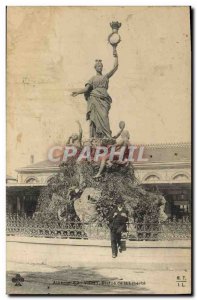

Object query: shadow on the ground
[7,266,149,295]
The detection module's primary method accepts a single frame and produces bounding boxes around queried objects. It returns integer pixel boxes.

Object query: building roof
[16,143,191,173]
[6,175,17,182]
[138,142,191,164]
[22,159,60,169]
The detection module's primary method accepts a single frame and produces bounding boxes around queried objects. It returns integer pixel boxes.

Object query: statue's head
[94,59,103,73]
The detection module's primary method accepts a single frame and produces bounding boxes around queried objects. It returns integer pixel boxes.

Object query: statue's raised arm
[106,50,118,79]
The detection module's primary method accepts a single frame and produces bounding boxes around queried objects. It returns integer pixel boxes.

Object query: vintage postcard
[6,6,191,295]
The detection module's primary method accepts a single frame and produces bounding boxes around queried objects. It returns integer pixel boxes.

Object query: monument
[35,22,165,235]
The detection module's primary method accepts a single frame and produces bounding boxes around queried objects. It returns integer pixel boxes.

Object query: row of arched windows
[24,172,190,184]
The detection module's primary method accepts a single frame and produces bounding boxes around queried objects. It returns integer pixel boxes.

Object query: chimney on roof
[30,155,34,164]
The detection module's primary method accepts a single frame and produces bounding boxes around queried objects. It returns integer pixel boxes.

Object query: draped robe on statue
[85,74,112,138]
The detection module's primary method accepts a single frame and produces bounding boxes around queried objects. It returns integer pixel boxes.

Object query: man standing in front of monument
[108,198,128,258]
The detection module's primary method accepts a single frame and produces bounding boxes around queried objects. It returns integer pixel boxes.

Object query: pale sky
[7,6,191,176]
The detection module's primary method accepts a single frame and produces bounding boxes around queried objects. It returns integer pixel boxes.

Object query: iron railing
[6,214,191,241]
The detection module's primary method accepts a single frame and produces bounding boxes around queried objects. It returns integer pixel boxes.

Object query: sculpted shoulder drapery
[71,52,119,139]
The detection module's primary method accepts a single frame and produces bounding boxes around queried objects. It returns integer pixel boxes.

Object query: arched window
[46,176,55,184]
[173,174,189,181]
[25,177,38,184]
[144,175,160,182]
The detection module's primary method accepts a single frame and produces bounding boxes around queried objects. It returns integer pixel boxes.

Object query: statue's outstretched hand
[71,91,78,97]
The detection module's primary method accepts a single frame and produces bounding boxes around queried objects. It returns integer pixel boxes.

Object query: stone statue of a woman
[71,50,119,139]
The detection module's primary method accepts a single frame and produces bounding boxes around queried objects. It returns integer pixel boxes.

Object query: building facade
[6,143,191,219]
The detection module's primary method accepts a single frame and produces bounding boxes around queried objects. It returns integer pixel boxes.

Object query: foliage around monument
[35,157,163,227]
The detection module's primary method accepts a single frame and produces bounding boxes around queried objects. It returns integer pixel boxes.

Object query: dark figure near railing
[108,199,129,258]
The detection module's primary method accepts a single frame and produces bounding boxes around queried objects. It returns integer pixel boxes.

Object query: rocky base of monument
[34,156,166,230]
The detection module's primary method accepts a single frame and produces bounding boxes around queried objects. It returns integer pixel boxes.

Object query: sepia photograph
[6,6,191,295]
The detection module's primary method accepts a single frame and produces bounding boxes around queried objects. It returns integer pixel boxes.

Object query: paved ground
[7,252,191,295]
